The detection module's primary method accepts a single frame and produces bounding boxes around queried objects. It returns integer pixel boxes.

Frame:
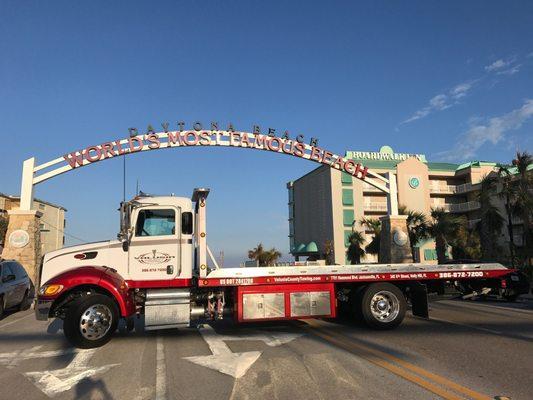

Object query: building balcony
[363,202,388,212]
[437,201,481,213]
[454,182,480,194]
[362,182,383,192]
[429,184,456,194]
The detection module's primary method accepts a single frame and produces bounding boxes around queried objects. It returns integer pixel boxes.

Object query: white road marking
[23,348,119,397]
[0,346,79,368]
[184,325,302,379]
[155,335,166,400]
[0,312,34,329]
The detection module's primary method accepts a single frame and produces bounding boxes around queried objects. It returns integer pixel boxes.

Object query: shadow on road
[75,376,114,400]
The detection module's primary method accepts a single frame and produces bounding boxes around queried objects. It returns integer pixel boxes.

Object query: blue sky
[1,1,532,265]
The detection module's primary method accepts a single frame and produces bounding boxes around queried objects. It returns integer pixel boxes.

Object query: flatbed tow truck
[35,189,527,348]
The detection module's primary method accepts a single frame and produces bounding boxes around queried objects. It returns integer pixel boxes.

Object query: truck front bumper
[34,298,53,321]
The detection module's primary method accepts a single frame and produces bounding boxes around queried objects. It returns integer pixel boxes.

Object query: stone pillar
[379,215,413,264]
[1,210,42,285]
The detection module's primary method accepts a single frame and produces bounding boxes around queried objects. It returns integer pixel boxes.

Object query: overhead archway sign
[19,121,394,211]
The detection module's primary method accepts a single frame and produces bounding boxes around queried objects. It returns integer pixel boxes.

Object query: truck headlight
[38,284,64,296]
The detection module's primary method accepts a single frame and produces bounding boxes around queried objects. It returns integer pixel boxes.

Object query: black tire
[18,290,30,311]
[63,294,119,349]
[0,295,4,319]
[360,283,407,330]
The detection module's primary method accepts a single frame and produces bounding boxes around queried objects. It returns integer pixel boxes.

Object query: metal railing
[363,202,388,211]
[429,184,456,194]
[438,201,481,212]
[454,182,480,194]
[362,182,382,192]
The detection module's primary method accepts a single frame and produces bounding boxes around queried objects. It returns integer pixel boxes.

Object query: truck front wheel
[360,283,406,330]
[63,294,119,348]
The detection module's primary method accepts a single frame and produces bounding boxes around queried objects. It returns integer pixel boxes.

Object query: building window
[343,210,355,227]
[424,249,437,261]
[341,172,352,185]
[342,189,354,206]
[344,230,352,247]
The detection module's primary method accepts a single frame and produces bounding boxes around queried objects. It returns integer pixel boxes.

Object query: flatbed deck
[199,263,512,286]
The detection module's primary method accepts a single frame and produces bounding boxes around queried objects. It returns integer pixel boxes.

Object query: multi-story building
[0,193,67,255]
[287,145,526,265]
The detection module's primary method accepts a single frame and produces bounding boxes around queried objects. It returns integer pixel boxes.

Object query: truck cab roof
[133,195,193,212]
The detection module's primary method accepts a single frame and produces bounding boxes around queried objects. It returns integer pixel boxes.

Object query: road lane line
[423,316,533,340]
[0,312,33,329]
[440,300,533,316]
[156,334,167,400]
[304,319,492,400]
[306,324,462,400]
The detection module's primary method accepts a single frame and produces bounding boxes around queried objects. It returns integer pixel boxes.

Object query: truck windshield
[135,209,176,237]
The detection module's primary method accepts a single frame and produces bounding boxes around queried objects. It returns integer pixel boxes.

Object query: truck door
[128,206,181,283]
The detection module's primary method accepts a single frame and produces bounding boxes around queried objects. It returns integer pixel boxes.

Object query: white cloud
[485,59,510,72]
[497,64,521,75]
[401,81,474,124]
[438,99,533,161]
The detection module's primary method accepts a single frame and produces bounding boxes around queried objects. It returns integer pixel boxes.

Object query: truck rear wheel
[360,283,406,330]
[63,294,119,348]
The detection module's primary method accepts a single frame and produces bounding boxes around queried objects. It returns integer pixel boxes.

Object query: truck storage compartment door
[236,283,336,322]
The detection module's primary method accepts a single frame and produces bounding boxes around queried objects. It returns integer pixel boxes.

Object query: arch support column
[379,215,413,264]
[1,209,42,285]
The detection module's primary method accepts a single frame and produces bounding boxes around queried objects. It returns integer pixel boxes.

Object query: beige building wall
[397,158,431,214]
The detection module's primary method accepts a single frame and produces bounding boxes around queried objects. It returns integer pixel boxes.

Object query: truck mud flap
[410,282,429,319]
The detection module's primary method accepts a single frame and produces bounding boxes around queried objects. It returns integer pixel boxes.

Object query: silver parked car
[0,259,32,318]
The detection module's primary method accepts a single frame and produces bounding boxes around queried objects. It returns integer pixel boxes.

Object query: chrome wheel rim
[370,291,400,323]
[79,304,113,340]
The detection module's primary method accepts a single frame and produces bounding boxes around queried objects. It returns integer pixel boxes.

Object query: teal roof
[456,161,498,171]
[426,162,459,171]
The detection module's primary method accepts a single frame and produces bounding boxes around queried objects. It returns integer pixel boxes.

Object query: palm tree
[346,231,366,264]
[450,217,482,260]
[398,205,429,261]
[360,217,381,257]
[497,164,518,265]
[476,175,505,261]
[323,239,335,265]
[248,243,282,266]
[427,208,464,264]
[512,151,533,266]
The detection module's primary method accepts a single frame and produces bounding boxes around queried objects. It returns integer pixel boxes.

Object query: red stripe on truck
[125,278,193,289]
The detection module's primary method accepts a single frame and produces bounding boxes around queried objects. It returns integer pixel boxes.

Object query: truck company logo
[135,250,175,264]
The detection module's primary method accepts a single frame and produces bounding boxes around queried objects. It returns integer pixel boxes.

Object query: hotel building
[287,146,524,265]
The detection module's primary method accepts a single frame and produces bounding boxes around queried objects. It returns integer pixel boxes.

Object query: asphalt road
[0,296,532,400]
